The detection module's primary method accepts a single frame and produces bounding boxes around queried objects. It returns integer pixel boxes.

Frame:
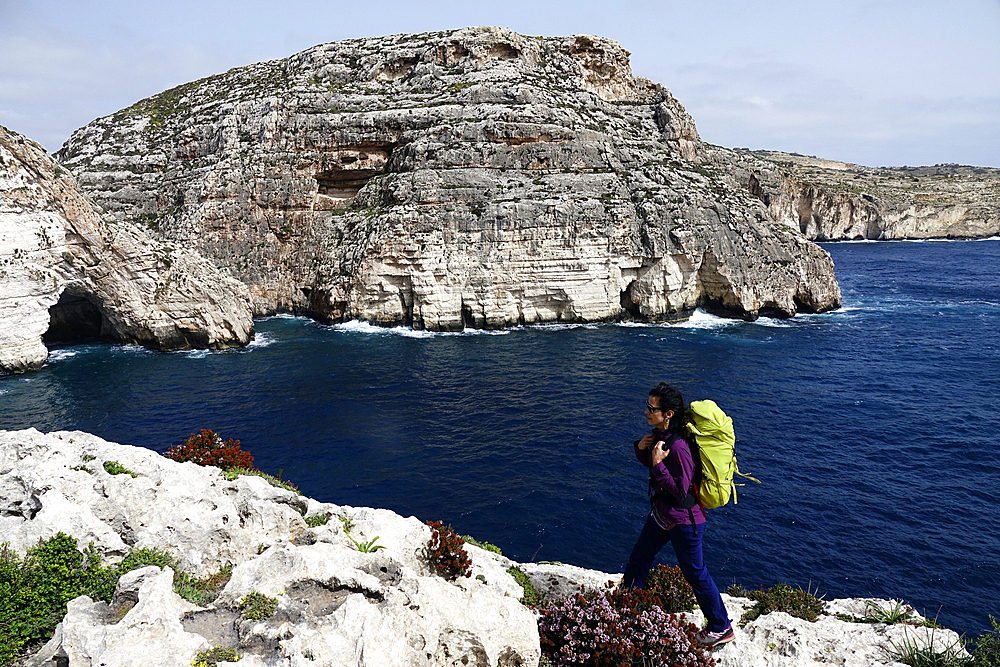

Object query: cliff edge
[0,428,969,667]
[56,27,841,330]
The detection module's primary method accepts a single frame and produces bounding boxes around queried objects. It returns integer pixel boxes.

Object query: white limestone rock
[0,428,307,575]
[725,150,1000,241]
[57,28,842,329]
[27,567,210,667]
[0,125,253,374]
[516,560,969,667]
[1,427,971,667]
[0,428,539,667]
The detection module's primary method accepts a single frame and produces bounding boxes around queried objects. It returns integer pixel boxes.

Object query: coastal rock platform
[0,429,967,667]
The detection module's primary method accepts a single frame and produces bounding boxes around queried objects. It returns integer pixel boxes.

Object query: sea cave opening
[43,290,111,344]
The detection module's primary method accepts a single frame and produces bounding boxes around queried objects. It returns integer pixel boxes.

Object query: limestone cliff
[732,151,1000,241]
[57,27,841,331]
[0,125,253,374]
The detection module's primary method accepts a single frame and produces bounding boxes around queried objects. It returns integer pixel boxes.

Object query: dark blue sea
[2,239,998,638]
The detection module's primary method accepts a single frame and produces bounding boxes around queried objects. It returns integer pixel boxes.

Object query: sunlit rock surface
[731,150,1000,241]
[57,27,841,330]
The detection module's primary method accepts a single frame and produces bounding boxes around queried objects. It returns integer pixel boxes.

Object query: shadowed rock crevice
[316,169,381,202]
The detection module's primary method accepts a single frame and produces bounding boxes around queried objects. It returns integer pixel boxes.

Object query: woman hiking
[621,382,734,647]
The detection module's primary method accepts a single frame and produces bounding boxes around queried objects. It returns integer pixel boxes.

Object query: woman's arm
[649,439,695,502]
[633,433,657,466]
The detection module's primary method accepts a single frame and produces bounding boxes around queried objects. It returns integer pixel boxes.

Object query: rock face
[0,125,254,374]
[57,27,841,330]
[1,428,970,667]
[733,151,1000,241]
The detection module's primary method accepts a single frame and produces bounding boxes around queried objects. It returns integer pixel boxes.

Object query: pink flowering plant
[537,585,715,667]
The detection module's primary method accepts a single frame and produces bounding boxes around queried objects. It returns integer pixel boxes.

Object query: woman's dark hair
[649,382,686,434]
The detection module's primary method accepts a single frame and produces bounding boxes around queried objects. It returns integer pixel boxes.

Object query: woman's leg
[622,513,671,590]
[668,522,730,632]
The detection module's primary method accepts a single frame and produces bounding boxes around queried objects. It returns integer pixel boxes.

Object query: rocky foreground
[0,429,967,667]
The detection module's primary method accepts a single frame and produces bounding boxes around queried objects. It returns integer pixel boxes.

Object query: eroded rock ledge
[0,126,254,374]
[56,27,841,331]
[1,428,968,667]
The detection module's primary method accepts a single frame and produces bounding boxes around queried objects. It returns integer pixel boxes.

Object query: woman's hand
[638,434,657,450]
[651,441,670,466]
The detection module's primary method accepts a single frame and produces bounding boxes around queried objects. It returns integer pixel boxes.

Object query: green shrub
[193,646,240,666]
[859,599,919,625]
[738,583,826,626]
[103,460,138,477]
[461,535,502,555]
[0,534,114,665]
[238,591,278,621]
[971,616,1000,667]
[222,467,299,494]
[425,521,472,580]
[174,564,233,606]
[724,583,753,599]
[116,546,177,573]
[883,627,970,667]
[347,535,385,553]
[506,566,541,606]
[0,536,233,665]
[646,564,697,613]
[305,514,329,528]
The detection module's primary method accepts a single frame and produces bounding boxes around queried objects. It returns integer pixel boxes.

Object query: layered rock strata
[731,150,1000,241]
[1,428,969,667]
[57,27,841,330]
[0,126,254,373]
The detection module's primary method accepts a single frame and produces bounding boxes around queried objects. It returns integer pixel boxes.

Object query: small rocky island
[0,428,971,667]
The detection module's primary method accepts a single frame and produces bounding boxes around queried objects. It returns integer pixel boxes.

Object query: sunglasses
[645,401,663,412]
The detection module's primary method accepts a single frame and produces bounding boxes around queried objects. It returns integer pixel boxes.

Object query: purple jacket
[634,429,705,527]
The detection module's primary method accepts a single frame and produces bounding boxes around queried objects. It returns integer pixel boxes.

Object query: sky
[1,0,998,167]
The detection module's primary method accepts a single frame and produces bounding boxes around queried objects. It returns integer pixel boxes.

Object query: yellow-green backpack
[686,400,761,508]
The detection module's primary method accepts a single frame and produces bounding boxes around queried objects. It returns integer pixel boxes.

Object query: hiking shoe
[696,624,735,647]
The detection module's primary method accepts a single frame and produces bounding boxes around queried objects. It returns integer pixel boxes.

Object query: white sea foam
[245,332,276,349]
[331,320,513,338]
[524,322,600,332]
[609,310,737,331]
[675,309,738,329]
[46,349,78,362]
